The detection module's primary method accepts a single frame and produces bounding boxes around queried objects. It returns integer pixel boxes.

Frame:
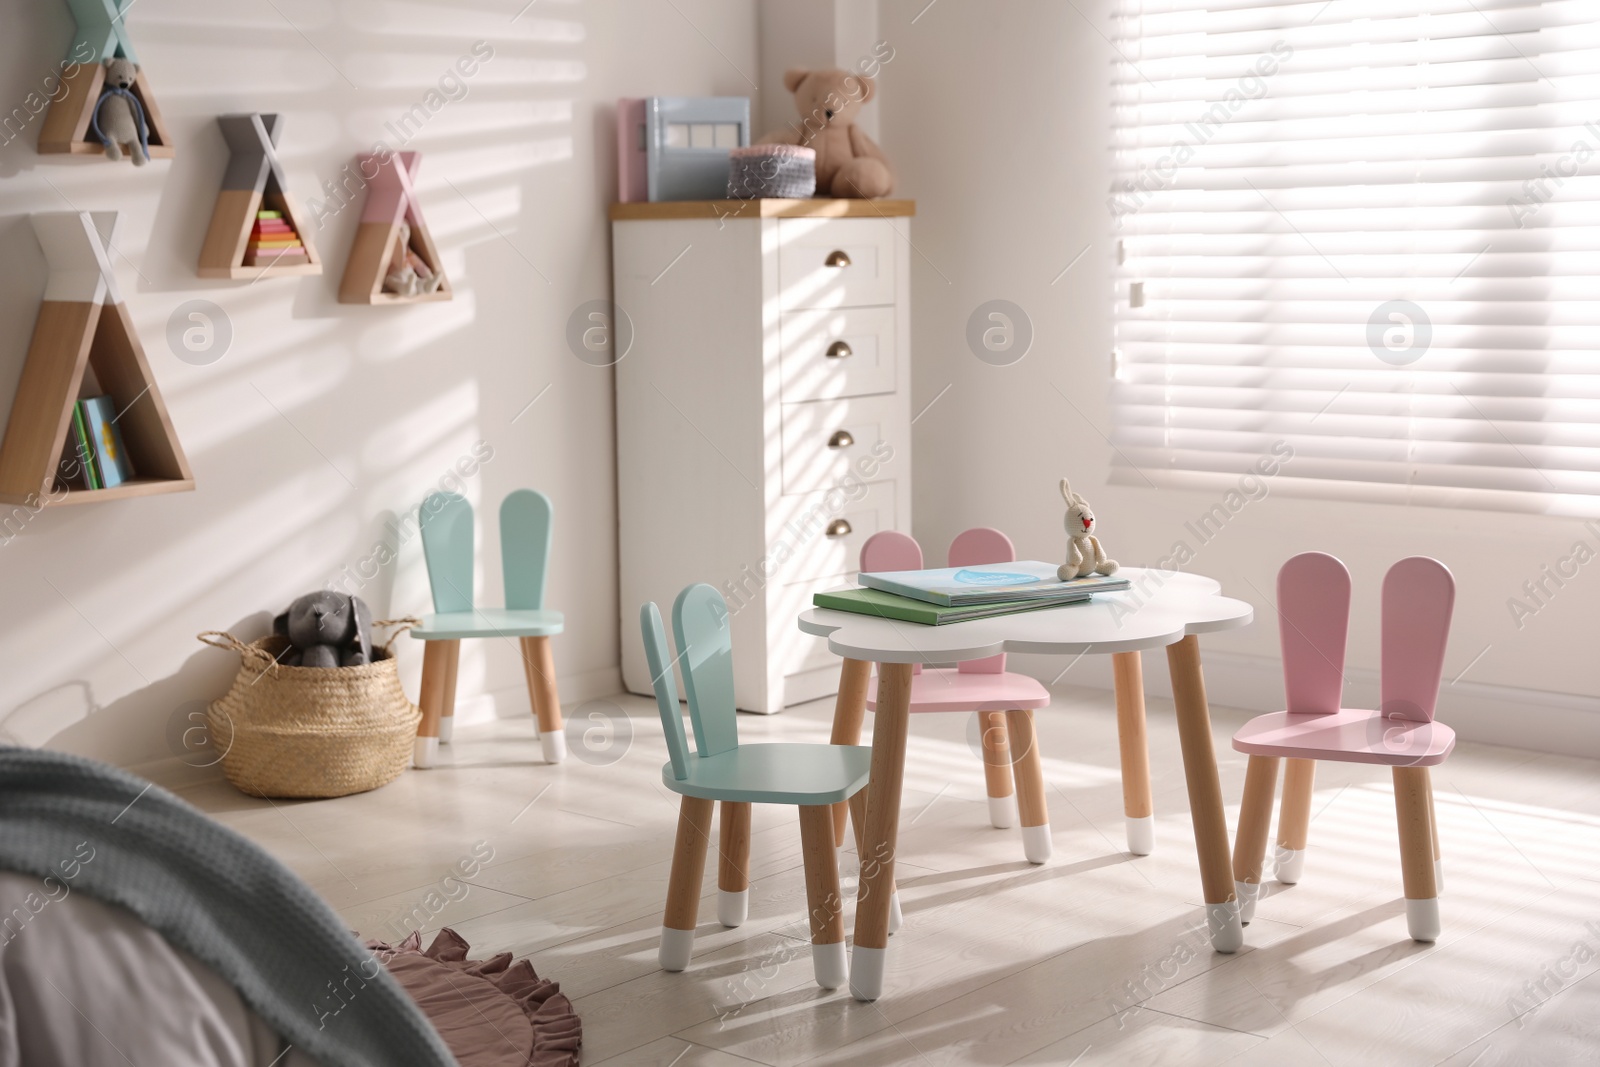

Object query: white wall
[0,0,758,767]
[874,0,1599,752]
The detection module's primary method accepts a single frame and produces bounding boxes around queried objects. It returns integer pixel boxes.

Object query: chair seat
[410,608,564,640]
[1233,708,1456,767]
[662,743,872,805]
[867,667,1051,713]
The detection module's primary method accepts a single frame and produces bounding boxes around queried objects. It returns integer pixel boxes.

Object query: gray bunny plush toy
[273,591,373,668]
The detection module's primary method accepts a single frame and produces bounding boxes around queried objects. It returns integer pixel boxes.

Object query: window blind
[1109,0,1600,515]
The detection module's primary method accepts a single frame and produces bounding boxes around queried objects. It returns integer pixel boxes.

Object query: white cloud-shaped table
[797,567,1256,1000]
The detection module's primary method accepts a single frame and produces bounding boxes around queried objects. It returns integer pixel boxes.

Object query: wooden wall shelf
[197,114,321,280]
[338,151,451,305]
[37,0,174,159]
[0,213,194,507]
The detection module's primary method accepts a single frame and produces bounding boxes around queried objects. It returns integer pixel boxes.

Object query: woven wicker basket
[198,622,421,799]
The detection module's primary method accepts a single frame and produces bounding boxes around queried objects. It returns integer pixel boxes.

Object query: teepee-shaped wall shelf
[339,151,451,304]
[0,213,193,506]
[197,113,321,279]
[37,0,174,159]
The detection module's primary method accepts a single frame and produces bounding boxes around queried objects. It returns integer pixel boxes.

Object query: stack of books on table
[58,395,135,491]
[244,209,308,267]
[813,561,1132,625]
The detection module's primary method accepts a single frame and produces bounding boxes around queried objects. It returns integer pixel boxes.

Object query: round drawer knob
[827,429,855,450]
[826,341,853,359]
[825,518,852,538]
[824,250,852,268]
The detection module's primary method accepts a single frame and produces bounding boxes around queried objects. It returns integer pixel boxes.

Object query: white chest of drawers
[612,199,915,713]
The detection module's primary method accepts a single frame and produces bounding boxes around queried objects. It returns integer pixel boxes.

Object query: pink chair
[1231,552,1456,941]
[845,528,1056,864]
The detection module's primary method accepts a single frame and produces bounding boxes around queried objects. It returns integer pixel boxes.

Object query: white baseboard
[1010,649,1599,760]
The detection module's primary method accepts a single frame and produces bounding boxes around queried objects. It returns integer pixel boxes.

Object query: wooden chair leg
[829,658,871,847]
[717,801,752,927]
[1232,755,1280,924]
[847,786,900,936]
[1394,766,1440,941]
[978,711,1017,828]
[799,804,847,989]
[520,635,565,763]
[414,639,460,769]
[1004,709,1052,864]
[1426,773,1442,892]
[437,638,461,745]
[1275,758,1316,884]
[660,795,714,971]
[1112,650,1155,855]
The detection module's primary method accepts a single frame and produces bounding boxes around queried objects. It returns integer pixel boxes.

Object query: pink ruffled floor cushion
[368,929,581,1067]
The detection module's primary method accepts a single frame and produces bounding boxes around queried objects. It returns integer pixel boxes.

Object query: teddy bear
[92,57,150,165]
[273,591,373,668]
[382,221,444,297]
[758,67,894,199]
[1056,478,1119,581]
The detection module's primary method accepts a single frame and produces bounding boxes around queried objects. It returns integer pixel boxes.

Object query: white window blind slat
[1111,0,1600,514]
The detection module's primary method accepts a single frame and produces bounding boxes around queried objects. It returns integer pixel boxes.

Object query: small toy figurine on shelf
[92,58,150,165]
[1056,478,1119,580]
[381,222,443,297]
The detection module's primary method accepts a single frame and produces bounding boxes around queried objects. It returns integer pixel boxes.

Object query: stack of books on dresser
[814,562,1131,625]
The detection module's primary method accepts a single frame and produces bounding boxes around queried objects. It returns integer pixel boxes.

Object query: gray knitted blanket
[0,748,457,1067]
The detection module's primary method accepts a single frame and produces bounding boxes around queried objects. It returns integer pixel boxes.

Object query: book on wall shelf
[78,396,135,488]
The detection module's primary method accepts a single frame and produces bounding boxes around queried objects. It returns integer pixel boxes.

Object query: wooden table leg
[1394,766,1440,941]
[847,787,900,936]
[1112,650,1155,855]
[1232,755,1280,924]
[414,639,459,769]
[520,635,565,763]
[799,804,847,989]
[1165,634,1242,953]
[850,660,912,1000]
[829,658,872,847]
[717,800,752,927]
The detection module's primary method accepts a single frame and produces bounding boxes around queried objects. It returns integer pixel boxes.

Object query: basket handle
[374,617,420,656]
[198,630,255,656]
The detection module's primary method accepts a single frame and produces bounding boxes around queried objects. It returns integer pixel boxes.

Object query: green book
[812,586,1093,626]
[71,402,101,490]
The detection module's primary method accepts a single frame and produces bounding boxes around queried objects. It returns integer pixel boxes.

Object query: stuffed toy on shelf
[382,222,444,297]
[758,67,893,198]
[1057,478,1119,581]
[92,58,150,165]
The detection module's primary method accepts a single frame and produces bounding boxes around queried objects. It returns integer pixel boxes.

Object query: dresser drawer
[779,306,895,401]
[779,394,903,496]
[777,218,896,309]
[770,479,895,585]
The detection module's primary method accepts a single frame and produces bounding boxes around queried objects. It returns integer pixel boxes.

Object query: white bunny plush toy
[1057,478,1119,581]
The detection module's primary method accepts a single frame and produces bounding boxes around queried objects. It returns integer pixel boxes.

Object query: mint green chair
[410,490,565,768]
[641,584,871,990]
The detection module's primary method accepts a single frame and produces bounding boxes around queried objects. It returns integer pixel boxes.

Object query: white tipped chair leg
[658,926,696,971]
[1021,823,1053,865]
[987,794,1016,829]
[1275,848,1306,885]
[1235,880,1262,925]
[848,944,887,1001]
[888,891,903,935]
[812,941,848,990]
[540,731,567,764]
[1125,815,1155,856]
[437,717,454,744]
[1207,900,1243,953]
[717,888,749,928]
[412,736,438,769]
[1406,898,1441,942]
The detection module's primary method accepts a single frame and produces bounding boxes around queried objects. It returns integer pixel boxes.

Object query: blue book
[78,396,135,489]
[859,561,1131,607]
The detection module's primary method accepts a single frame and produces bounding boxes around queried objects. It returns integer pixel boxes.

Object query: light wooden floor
[156,683,1600,1066]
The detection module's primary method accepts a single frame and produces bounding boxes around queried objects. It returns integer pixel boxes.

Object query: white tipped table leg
[813,941,848,990]
[1005,709,1053,865]
[718,889,749,928]
[437,717,454,745]
[1207,900,1243,954]
[658,926,695,971]
[540,731,566,764]
[1021,824,1053,865]
[849,944,887,1001]
[1125,815,1155,856]
[1275,848,1306,885]
[987,794,1017,830]
[1406,898,1441,942]
[412,736,438,769]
